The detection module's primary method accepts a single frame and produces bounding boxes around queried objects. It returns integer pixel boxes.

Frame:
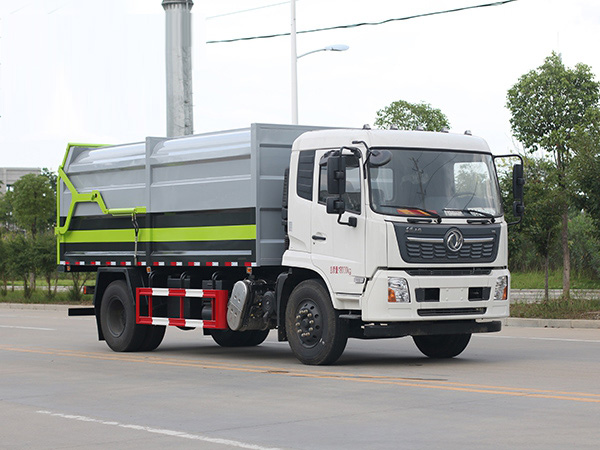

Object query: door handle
[312,235,326,241]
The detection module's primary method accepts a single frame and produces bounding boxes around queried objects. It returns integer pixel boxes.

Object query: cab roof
[292,128,491,154]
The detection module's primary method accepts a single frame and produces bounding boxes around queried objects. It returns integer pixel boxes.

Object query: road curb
[2,302,599,329]
[0,303,72,311]
[503,317,600,329]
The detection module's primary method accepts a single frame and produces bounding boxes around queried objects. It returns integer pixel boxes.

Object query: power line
[206,0,518,44]
[206,1,290,20]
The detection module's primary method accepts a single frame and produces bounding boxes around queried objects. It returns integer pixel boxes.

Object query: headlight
[388,277,410,303]
[494,276,508,300]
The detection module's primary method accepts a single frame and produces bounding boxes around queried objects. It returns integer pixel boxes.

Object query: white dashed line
[37,410,282,450]
[0,325,55,331]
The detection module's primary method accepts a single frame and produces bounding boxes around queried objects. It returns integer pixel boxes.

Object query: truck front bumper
[361,268,510,323]
[356,319,502,339]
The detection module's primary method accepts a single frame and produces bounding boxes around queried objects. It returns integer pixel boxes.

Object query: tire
[285,279,348,365]
[100,280,149,352]
[139,325,166,351]
[209,329,270,347]
[413,333,471,359]
[245,329,270,346]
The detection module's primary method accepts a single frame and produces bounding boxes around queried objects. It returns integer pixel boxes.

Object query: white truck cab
[281,128,522,362]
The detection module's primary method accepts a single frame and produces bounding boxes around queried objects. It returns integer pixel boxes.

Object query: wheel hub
[107,298,126,338]
[294,300,323,348]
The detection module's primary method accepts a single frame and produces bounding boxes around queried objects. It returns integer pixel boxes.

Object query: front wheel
[285,280,348,365]
[412,334,471,358]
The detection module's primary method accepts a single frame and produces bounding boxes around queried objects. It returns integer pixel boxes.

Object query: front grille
[417,307,486,317]
[406,268,492,276]
[406,241,495,260]
[394,223,500,264]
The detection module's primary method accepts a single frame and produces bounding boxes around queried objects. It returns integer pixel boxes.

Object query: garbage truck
[60,123,524,365]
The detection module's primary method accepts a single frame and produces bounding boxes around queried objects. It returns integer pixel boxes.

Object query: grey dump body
[59,123,324,267]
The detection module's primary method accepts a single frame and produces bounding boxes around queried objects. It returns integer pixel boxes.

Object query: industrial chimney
[162,0,194,137]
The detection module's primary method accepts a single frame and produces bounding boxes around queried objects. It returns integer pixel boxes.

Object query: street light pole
[291,0,299,125]
[297,44,350,59]
[291,43,349,125]
[290,1,349,125]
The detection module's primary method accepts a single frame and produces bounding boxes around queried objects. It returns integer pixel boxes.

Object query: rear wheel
[210,329,270,347]
[100,280,149,352]
[139,325,166,351]
[413,334,471,358]
[285,280,348,365]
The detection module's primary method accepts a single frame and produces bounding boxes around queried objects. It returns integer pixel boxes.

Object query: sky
[0,0,599,170]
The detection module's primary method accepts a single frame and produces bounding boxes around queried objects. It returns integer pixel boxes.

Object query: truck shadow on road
[147,336,509,369]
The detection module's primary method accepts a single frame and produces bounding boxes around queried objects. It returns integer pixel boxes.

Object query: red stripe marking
[169,289,187,297]
[169,318,186,327]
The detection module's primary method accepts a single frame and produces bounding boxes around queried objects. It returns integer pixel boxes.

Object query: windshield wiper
[395,206,442,224]
[445,208,496,223]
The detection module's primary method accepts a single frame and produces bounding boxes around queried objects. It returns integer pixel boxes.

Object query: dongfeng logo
[445,229,464,252]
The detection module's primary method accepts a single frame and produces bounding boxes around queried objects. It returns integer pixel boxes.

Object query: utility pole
[162,0,194,137]
[290,0,298,125]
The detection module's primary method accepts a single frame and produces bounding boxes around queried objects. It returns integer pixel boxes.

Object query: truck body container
[58,124,324,268]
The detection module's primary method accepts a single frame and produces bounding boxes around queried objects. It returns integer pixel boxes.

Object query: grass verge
[511,270,600,289]
[0,289,92,305]
[510,297,600,320]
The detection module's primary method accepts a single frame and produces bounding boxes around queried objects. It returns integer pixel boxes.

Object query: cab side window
[296,150,316,201]
[318,155,361,213]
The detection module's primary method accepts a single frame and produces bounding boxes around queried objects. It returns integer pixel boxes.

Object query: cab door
[310,151,366,295]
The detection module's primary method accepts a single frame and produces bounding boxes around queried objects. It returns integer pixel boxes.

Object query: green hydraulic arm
[55,143,147,263]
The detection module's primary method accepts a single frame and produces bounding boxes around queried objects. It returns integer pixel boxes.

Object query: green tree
[6,233,34,299]
[506,52,600,297]
[9,173,56,238]
[374,100,450,131]
[520,157,562,299]
[568,212,600,279]
[0,190,15,234]
[68,272,93,303]
[571,108,600,230]
[41,168,58,197]
[35,231,59,298]
[0,237,9,295]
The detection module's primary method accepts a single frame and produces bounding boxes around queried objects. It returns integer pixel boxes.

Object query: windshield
[368,148,502,218]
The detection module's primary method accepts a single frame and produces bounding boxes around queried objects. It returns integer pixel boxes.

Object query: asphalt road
[2,306,600,449]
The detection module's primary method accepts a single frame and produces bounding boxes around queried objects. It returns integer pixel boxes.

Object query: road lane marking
[0,325,55,331]
[36,410,281,450]
[2,345,600,404]
[480,335,600,343]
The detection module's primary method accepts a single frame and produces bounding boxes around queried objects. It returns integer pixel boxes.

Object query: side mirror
[512,163,525,217]
[326,197,345,215]
[327,155,346,195]
[368,149,392,167]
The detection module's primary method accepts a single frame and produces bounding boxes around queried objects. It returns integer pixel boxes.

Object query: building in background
[0,167,41,194]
